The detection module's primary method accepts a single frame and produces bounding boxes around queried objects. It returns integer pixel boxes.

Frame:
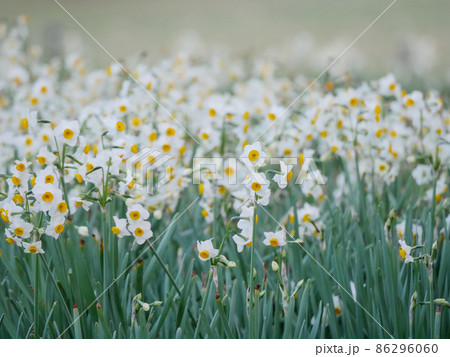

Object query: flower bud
[154,210,163,220]
[125,198,136,207]
[77,226,89,236]
[227,261,237,268]
[271,260,279,272]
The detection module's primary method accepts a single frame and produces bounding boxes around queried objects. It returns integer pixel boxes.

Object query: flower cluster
[0,18,449,260]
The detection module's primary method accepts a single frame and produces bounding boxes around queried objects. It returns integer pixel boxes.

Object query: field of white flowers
[0,16,449,339]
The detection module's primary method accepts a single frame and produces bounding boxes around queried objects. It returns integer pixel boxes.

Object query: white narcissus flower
[232,234,252,253]
[35,166,60,186]
[70,197,93,212]
[263,230,287,247]
[240,141,266,167]
[196,239,219,261]
[411,164,433,186]
[45,214,65,239]
[32,183,63,212]
[399,240,414,263]
[19,110,38,131]
[297,203,320,226]
[129,220,153,245]
[237,205,256,232]
[126,204,150,223]
[333,295,343,316]
[0,199,23,224]
[23,241,45,254]
[10,217,34,238]
[111,216,130,238]
[5,228,23,246]
[36,146,57,166]
[273,160,293,189]
[54,120,80,147]
[244,173,271,206]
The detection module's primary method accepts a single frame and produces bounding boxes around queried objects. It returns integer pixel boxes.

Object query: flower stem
[34,253,40,338]
[249,203,257,338]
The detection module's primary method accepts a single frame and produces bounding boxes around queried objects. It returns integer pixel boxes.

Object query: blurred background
[2,0,450,88]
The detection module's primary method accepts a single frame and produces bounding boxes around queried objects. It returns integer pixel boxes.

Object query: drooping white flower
[399,240,414,263]
[273,160,293,189]
[111,216,130,238]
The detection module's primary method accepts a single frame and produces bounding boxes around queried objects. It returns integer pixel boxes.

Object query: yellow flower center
[349,97,358,107]
[199,250,209,259]
[119,105,127,112]
[42,192,54,202]
[45,175,54,184]
[286,171,293,181]
[248,150,259,161]
[149,132,157,142]
[63,128,74,139]
[21,118,29,130]
[75,174,83,183]
[6,237,14,245]
[209,108,216,117]
[269,238,279,247]
[130,211,140,220]
[13,194,23,205]
[0,209,9,223]
[198,183,204,195]
[112,227,120,235]
[162,144,171,152]
[116,121,125,132]
[29,246,37,254]
[12,176,21,186]
[38,156,46,165]
[14,227,24,236]
[134,227,144,237]
[399,248,406,259]
[55,224,64,234]
[251,182,261,192]
[406,98,414,107]
[166,128,176,136]
[302,214,311,222]
[268,113,276,120]
[16,163,25,171]
[201,209,209,217]
[224,167,235,176]
[58,202,67,213]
